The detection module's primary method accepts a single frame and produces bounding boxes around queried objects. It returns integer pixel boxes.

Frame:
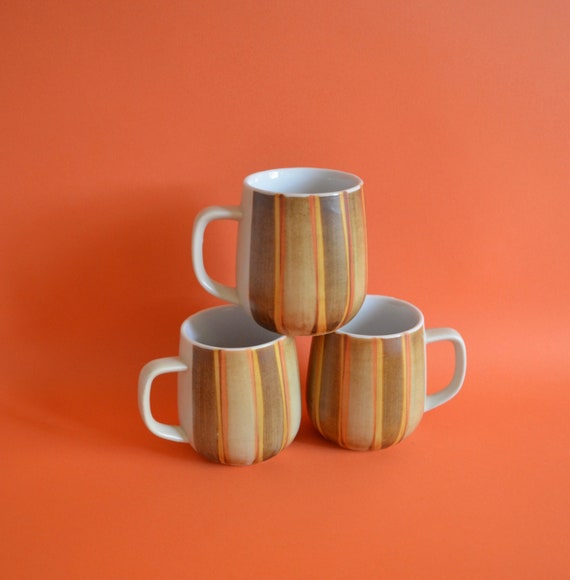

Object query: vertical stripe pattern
[307,328,425,451]
[190,337,301,465]
[249,188,367,336]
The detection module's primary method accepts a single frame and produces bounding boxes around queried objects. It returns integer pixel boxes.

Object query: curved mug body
[192,167,368,336]
[138,305,302,465]
[307,295,467,451]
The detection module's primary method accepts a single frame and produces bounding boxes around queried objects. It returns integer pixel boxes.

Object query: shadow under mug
[138,305,302,465]
[307,295,467,451]
[192,167,367,336]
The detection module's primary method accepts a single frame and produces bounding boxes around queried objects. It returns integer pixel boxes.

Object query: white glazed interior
[338,295,424,338]
[244,167,362,196]
[182,305,284,349]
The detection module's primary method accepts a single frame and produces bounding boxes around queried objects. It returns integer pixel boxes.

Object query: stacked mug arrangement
[138,168,467,466]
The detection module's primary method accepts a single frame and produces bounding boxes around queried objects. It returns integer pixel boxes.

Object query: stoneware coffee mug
[306,295,467,451]
[192,167,367,336]
[138,305,302,465]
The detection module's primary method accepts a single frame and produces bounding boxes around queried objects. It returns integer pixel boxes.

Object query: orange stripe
[372,339,384,450]
[213,350,226,464]
[275,341,290,451]
[339,192,354,324]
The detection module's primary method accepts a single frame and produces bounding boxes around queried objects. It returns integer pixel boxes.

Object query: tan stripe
[282,337,301,445]
[282,197,318,335]
[219,351,230,461]
[404,329,425,438]
[223,351,257,465]
[339,192,353,324]
[338,335,351,447]
[311,196,327,334]
[275,342,290,451]
[251,350,264,462]
[213,350,226,464]
[403,333,412,437]
[350,188,366,319]
[349,189,367,321]
[394,335,411,444]
[372,339,384,450]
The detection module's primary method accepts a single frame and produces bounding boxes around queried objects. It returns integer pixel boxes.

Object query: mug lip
[243,167,363,196]
[336,295,425,339]
[180,304,287,351]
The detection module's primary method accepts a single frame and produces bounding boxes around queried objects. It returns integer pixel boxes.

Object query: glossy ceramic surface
[307,295,466,450]
[138,305,302,465]
[192,168,367,336]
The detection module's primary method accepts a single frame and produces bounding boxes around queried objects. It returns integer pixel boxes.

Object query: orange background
[1,1,569,578]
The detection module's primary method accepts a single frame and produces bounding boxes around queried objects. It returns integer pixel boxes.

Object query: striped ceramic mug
[307,295,467,451]
[138,305,302,465]
[192,168,367,336]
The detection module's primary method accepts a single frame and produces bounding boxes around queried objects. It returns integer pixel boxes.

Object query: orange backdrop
[1,1,569,578]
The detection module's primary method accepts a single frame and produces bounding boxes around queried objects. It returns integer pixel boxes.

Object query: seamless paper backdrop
[1,1,569,579]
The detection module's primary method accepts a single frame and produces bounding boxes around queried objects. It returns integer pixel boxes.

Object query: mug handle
[138,357,189,442]
[424,328,467,412]
[191,205,243,304]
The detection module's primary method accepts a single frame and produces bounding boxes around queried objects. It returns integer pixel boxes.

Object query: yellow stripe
[251,350,264,462]
[372,339,384,450]
[313,196,327,333]
[273,196,283,332]
[213,350,226,464]
[274,342,289,451]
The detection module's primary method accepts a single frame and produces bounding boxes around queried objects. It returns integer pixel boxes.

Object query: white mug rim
[180,305,287,351]
[243,167,363,197]
[336,295,425,339]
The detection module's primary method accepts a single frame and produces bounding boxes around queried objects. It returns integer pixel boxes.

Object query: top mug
[192,168,368,336]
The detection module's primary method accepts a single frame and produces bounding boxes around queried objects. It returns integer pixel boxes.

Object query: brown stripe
[307,335,326,432]
[275,195,286,333]
[316,333,344,443]
[338,334,350,447]
[191,346,221,463]
[249,191,278,331]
